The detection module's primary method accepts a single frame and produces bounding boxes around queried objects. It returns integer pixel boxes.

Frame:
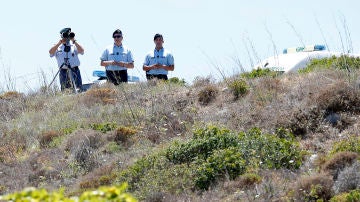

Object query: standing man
[143,33,174,80]
[100,29,134,85]
[49,28,84,91]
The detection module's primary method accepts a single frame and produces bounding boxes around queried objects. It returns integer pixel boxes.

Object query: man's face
[154,37,164,47]
[113,34,123,43]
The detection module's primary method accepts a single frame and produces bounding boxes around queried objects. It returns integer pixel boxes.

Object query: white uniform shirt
[50,42,82,68]
[100,44,134,71]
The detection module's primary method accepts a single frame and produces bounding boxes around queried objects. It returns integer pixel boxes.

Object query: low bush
[237,173,262,189]
[0,183,137,202]
[241,68,278,79]
[0,91,23,99]
[166,126,239,164]
[90,122,118,133]
[322,151,358,180]
[114,126,138,144]
[227,78,249,99]
[197,85,218,105]
[330,189,360,202]
[168,77,186,85]
[300,55,360,73]
[119,125,304,196]
[39,130,63,148]
[81,87,117,105]
[293,173,334,201]
[330,136,360,155]
[194,147,246,190]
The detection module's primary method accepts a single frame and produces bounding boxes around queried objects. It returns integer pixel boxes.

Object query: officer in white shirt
[49,28,84,91]
[143,33,175,80]
[100,29,134,85]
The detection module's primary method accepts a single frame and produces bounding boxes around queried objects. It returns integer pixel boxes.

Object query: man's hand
[152,64,163,69]
[112,61,126,67]
[60,38,67,44]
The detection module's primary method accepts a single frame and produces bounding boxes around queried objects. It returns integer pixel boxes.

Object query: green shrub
[166,130,239,164]
[61,123,79,135]
[0,183,137,202]
[330,136,360,155]
[166,126,303,189]
[330,189,360,202]
[237,128,303,169]
[119,155,160,189]
[241,68,278,79]
[90,122,118,133]
[168,77,186,85]
[228,78,249,99]
[195,147,246,190]
[300,55,360,73]
[119,126,303,194]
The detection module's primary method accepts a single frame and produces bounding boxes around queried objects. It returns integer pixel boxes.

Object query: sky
[0,0,359,92]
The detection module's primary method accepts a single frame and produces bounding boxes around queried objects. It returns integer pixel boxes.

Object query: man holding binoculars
[49,27,84,91]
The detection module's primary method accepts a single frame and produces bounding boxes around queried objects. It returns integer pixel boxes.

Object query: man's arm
[101,60,114,66]
[121,62,134,69]
[49,40,63,55]
[73,40,84,55]
[159,64,174,71]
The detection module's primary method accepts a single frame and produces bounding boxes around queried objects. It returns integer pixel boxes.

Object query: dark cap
[60,27,71,34]
[154,33,163,40]
[113,29,122,37]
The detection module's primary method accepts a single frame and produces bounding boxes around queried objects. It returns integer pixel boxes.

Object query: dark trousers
[59,66,82,90]
[106,70,128,85]
[146,74,168,80]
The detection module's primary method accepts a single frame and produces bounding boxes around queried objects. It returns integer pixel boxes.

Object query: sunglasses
[113,35,122,38]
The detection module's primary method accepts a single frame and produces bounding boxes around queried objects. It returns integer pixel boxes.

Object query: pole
[48,68,60,89]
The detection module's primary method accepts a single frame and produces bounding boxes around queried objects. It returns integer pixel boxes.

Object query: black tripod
[60,52,78,94]
[49,42,79,93]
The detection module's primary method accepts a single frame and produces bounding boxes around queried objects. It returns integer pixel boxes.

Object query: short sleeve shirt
[50,42,82,68]
[100,44,134,71]
[143,48,174,75]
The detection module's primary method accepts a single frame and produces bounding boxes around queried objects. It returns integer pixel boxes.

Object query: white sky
[0,0,359,92]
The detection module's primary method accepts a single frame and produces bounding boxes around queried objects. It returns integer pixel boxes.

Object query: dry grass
[333,160,360,194]
[39,130,63,148]
[197,85,219,106]
[292,172,334,201]
[321,151,358,180]
[78,163,117,189]
[80,87,118,105]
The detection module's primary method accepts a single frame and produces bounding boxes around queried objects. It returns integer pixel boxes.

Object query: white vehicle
[254,45,360,73]
[92,70,140,83]
[80,70,140,91]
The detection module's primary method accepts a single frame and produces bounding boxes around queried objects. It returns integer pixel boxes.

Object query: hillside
[1,67,360,201]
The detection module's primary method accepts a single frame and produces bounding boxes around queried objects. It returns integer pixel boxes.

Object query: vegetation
[117,126,303,198]
[0,183,137,202]
[300,55,360,73]
[227,78,249,99]
[2,66,360,201]
[330,189,360,202]
[241,68,279,78]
